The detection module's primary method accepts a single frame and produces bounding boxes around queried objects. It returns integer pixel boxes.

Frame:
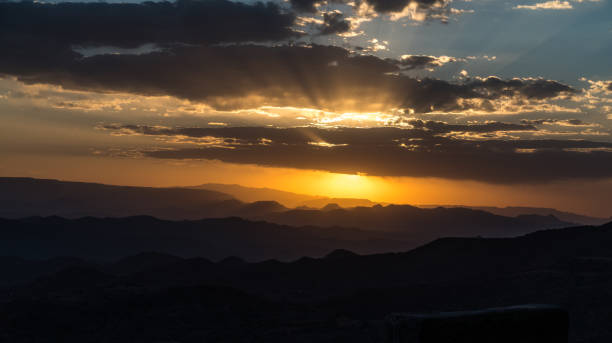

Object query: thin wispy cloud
[514,1,573,10]
[514,0,601,10]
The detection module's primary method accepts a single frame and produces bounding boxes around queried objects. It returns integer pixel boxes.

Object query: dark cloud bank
[0,43,576,113]
[102,125,612,183]
[289,0,450,17]
[319,12,351,35]
[0,0,297,48]
[3,0,605,184]
[397,55,453,70]
[520,119,592,126]
[0,1,577,113]
[364,0,448,14]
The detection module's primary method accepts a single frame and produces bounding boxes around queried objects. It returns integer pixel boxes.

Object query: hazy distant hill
[418,205,609,226]
[0,210,572,263]
[193,183,377,208]
[300,197,378,208]
[469,206,610,226]
[98,220,612,296]
[0,177,286,220]
[194,182,608,225]
[0,216,411,262]
[5,221,612,294]
[1,178,573,237]
[260,204,573,236]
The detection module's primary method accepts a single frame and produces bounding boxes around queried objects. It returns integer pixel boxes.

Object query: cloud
[514,1,573,10]
[520,118,599,127]
[0,1,580,114]
[287,0,457,26]
[289,0,321,13]
[397,55,457,70]
[513,0,600,10]
[0,0,298,48]
[100,125,612,183]
[0,40,578,114]
[291,0,454,22]
[101,121,537,142]
[406,120,537,132]
[318,11,351,35]
[363,0,451,17]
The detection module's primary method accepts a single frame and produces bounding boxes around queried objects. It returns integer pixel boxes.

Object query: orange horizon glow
[2,153,611,218]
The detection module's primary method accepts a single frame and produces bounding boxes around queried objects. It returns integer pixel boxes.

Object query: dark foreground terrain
[1,221,612,342]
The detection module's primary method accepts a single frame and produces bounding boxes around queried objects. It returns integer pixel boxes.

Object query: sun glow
[318,172,376,199]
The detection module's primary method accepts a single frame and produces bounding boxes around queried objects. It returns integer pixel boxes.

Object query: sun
[319,172,375,199]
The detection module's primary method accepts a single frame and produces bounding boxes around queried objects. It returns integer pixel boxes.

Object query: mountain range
[1,221,611,342]
[1,176,611,342]
[0,212,576,262]
[192,183,378,208]
[0,177,579,239]
[418,205,611,226]
[194,183,611,226]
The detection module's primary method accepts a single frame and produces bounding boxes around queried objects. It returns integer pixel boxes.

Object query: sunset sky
[1,0,611,217]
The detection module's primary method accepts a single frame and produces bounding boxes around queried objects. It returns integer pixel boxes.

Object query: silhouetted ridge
[515,214,568,227]
[322,203,342,211]
[194,183,378,208]
[0,213,580,263]
[0,219,611,342]
[0,178,576,239]
[6,220,612,290]
[324,249,359,259]
[219,256,247,267]
[264,203,573,235]
[235,200,288,216]
[0,177,238,220]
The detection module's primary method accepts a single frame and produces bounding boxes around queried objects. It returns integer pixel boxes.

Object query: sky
[0,0,611,217]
